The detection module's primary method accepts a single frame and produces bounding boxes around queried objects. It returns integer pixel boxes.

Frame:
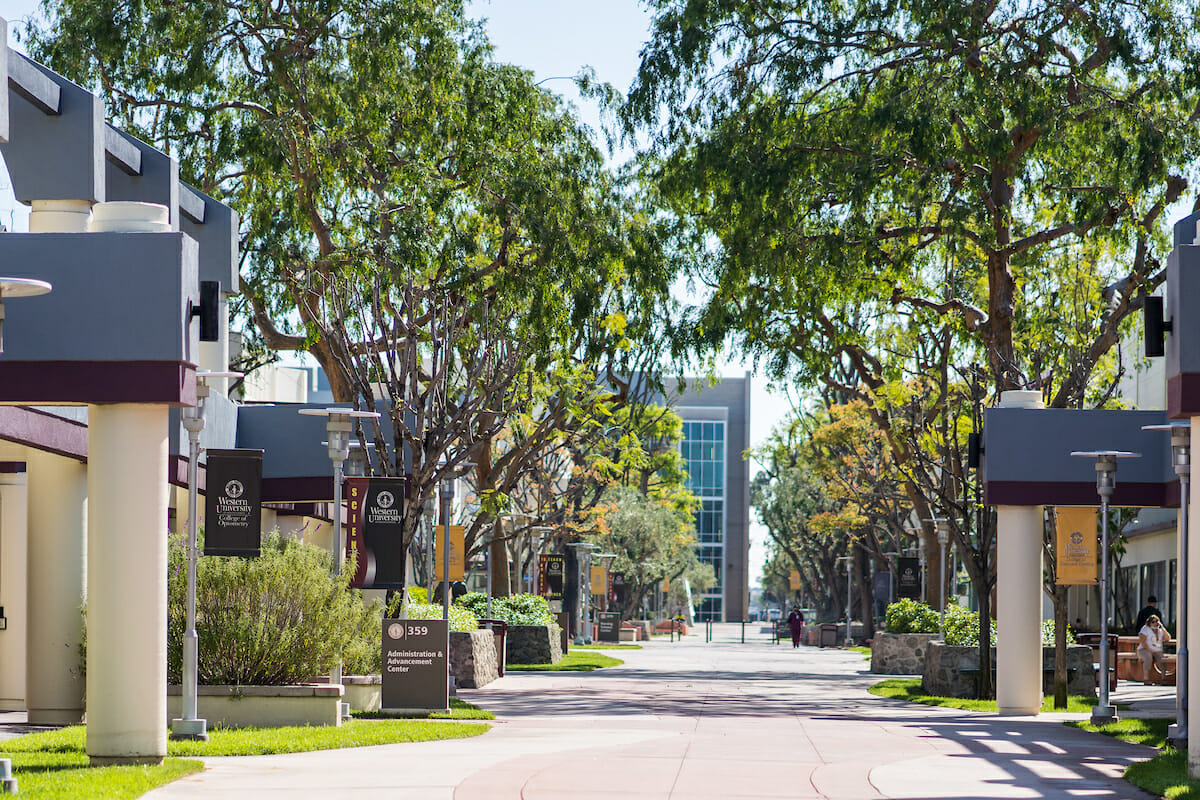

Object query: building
[673,374,751,623]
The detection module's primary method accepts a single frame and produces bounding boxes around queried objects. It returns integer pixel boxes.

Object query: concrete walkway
[137,623,1167,799]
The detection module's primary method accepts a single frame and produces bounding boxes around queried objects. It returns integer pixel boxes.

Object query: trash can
[478,618,508,676]
[819,623,839,648]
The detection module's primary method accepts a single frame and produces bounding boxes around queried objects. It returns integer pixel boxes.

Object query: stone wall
[450,629,499,689]
[506,624,562,665]
[871,632,938,674]
[921,642,1097,698]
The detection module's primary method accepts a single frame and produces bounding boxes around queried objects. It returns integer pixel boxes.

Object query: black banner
[203,449,263,557]
[897,557,922,600]
[609,571,626,608]
[346,477,407,589]
[538,553,564,601]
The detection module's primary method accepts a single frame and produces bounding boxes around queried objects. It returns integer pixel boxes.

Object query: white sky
[2,1,788,585]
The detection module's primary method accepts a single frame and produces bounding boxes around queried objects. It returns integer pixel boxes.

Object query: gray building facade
[673,374,751,623]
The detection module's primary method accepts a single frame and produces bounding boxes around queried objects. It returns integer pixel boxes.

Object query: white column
[25,450,87,723]
[995,505,1044,714]
[1189,421,1200,776]
[0,472,28,711]
[995,389,1045,715]
[86,405,169,764]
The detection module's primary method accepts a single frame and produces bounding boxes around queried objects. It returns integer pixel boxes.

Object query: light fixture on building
[0,277,51,353]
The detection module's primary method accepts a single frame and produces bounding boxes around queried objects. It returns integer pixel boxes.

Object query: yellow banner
[590,565,607,596]
[1056,508,1097,585]
[789,570,802,590]
[434,524,466,582]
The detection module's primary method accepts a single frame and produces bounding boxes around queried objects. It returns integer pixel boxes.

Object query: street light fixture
[837,554,853,646]
[1071,449,1141,725]
[0,277,52,353]
[171,369,241,742]
[567,542,598,644]
[1144,422,1190,746]
[299,407,380,687]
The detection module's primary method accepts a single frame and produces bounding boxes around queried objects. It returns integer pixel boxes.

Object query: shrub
[404,602,478,632]
[168,531,382,685]
[884,600,1073,647]
[884,599,940,634]
[457,592,555,626]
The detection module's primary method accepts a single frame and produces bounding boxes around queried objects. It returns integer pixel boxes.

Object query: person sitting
[1137,614,1171,685]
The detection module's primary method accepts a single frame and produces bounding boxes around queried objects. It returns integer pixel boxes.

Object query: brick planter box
[871,632,938,674]
[450,629,499,688]
[506,625,562,665]
[167,684,344,729]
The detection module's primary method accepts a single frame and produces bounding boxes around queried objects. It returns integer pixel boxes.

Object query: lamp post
[1071,449,1141,725]
[837,554,853,646]
[0,277,52,353]
[925,518,950,639]
[568,542,598,644]
[1145,423,1190,747]
[170,369,241,742]
[440,477,454,622]
[299,407,380,687]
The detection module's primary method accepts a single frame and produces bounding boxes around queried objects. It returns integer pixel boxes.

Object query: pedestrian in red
[786,607,804,648]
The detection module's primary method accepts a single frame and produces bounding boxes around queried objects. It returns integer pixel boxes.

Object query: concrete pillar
[995,389,1045,715]
[25,451,87,723]
[85,404,169,764]
[24,200,92,725]
[0,472,27,711]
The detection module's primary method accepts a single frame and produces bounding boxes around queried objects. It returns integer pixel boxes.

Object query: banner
[789,569,802,590]
[609,571,627,607]
[1057,507,1098,585]
[345,477,408,589]
[203,449,263,557]
[538,553,564,600]
[434,524,465,582]
[590,564,607,597]
[897,557,921,599]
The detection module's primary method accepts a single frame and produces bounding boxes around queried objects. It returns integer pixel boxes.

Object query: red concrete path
[145,623,1163,799]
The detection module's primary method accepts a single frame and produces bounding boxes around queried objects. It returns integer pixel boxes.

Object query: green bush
[883,600,1073,647]
[884,599,940,633]
[457,592,555,626]
[168,531,382,685]
[404,602,479,632]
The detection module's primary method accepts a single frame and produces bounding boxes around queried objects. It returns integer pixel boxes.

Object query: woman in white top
[1137,614,1171,685]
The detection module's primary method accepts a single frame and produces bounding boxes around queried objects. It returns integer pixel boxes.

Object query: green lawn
[507,650,624,671]
[869,677,1096,713]
[354,697,495,720]
[0,716,490,797]
[573,643,643,650]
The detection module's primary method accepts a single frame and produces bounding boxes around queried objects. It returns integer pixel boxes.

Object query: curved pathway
[146,623,1161,799]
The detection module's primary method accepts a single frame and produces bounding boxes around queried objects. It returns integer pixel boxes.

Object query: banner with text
[897,557,921,599]
[609,571,626,608]
[538,554,564,600]
[345,477,408,589]
[590,564,607,597]
[434,523,465,582]
[1056,507,1098,585]
[203,449,263,557]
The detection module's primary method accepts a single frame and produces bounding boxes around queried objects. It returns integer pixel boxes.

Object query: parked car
[767,608,782,622]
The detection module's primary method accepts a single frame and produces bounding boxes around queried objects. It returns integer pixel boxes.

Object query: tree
[30,0,680,591]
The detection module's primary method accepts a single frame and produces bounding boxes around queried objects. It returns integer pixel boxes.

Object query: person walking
[786,607,805,648]
[1137,614,1172,685]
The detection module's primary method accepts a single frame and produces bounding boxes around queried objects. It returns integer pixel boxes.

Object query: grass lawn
[0,716,490,797]
[354,697,495,720]
[1070,717,1200,798]
[507,650,624,672]
[573,643,643,650]
[869,677,1097,713]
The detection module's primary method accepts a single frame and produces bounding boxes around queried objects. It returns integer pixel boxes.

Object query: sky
[1,1,791,586]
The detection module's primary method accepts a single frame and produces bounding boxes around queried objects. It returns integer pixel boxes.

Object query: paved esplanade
[145,624,1158,799]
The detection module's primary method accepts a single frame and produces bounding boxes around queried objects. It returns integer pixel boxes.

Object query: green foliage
[403,602,479,633]
[506,651,623,671]
[870,678,1095,714]
[884,600,1073,647]
[456,592,555,626]
[884,599,940,634]
[168,532,382,684]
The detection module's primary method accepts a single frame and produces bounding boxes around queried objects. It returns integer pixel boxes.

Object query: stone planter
[506,624,562,665]
[921,642,1097,698]
[871,632,938,674]
[450,629,499,688]
[342,675,382,712]
[167,684,343,729]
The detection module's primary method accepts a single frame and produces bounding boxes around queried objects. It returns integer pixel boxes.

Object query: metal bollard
[0,757,17,794]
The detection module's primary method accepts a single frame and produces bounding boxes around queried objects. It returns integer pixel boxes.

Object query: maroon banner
[537,553,564,601]
[346,476,408,589]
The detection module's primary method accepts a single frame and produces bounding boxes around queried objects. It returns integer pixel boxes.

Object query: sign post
[382,618,449,713]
